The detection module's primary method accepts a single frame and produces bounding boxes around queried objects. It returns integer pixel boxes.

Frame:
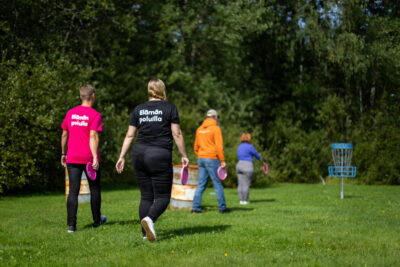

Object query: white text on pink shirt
[71,114,89,127]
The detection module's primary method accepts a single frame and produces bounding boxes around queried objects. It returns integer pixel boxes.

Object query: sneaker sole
[141,219,156,242]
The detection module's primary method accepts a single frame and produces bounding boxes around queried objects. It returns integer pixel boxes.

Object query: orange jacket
[193,118,225,162]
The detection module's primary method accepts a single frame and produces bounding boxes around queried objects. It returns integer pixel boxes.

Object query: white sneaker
[243,201,250,205]
[240,201,245,205]
[141,217,156,242]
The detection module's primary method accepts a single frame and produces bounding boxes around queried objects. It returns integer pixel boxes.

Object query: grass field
[1,183,399,266]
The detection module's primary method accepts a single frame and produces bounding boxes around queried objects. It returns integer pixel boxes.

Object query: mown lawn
[0,183,399,266]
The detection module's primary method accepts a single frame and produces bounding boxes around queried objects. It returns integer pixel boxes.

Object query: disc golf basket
[328,143,356,199]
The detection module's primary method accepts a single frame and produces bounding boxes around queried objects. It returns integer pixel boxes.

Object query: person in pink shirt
[61,85,106,233]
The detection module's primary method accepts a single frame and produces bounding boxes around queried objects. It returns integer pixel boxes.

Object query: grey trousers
[236,160,254,201]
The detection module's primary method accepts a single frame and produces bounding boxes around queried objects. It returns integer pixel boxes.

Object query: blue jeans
[192,158,227,211]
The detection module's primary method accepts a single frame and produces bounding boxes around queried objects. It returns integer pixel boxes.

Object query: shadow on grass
[160,224,231,240]
[228,207,253,212]
[82,219,140,229]
[250,198,276,203]
[193,205,254,212]
[342,195,363,199]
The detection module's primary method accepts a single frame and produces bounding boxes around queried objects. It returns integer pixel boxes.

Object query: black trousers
[132,144,173,235]
[66,163,101,226]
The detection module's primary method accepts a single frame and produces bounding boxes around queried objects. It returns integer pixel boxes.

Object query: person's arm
[90,130,100,170]
[61,130,68,167]
[171,123,189,167]
[193,131,199,157]
[252,145,262,161]
[116,126,137,173]
[215,127,226,168]
[252,145,267,166]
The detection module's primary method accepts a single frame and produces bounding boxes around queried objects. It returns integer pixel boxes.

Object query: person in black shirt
[116,78,189,242]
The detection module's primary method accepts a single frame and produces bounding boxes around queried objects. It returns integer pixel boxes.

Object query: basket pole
[341,174,344,199]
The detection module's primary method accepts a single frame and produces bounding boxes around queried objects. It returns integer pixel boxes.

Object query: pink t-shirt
[61,105,102,164]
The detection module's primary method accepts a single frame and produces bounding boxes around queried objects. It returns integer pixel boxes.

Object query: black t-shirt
[129,101,180,150]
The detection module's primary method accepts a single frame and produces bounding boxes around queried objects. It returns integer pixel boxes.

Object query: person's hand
[61,155,67,168]
[92,157,99,171]
[181,157,189,167]
[116,157,125,174]
[262,161,268,168]
[220,162,226,168]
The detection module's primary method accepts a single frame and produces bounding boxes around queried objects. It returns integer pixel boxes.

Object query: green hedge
[0,55,92,193]
[1,1,400,194]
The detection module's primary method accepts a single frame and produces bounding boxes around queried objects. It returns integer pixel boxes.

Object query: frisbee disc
[217,166,227,180]
[263,164,269,175]
[86,162,97,181]
[181,166,189,185]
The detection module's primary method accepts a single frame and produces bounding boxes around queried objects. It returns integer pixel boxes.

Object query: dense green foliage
[1,184,399,265]
[1,1,400,193]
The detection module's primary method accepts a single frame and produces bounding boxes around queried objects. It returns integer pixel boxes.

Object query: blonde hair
[80,85,95,101]
[148,78,167,101]
[240,132,252,143]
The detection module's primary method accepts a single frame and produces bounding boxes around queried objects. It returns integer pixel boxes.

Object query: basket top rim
[331,143,353,149]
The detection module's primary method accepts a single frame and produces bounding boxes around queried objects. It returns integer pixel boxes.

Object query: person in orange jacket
[192,109,230,213]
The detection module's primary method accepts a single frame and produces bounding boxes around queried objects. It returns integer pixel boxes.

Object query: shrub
[0,54,92,193]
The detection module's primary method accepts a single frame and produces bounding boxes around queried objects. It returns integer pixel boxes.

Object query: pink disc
[263,164,269,175]
[86,162,97,181]
[217,166,227,180]
[181,166,189,185]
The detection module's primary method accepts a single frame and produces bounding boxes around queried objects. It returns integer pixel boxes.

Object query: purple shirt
[237,142,261,163]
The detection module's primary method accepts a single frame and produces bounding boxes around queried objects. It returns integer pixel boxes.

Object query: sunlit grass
[1,183,399,266]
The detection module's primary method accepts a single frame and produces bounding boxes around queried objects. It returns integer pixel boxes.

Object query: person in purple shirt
[236,133,267,204]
